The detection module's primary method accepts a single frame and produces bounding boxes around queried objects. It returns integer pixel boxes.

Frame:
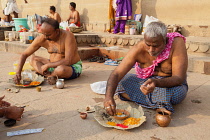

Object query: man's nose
[149,47,155,52]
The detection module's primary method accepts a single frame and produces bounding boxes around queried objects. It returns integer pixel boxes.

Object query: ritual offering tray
[114,109,130,120]
[14,72,44,88]
[94,103,146,130]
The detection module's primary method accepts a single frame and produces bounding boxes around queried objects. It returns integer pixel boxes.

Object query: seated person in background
[104,22,188,116]
[14,18,82,85]
[48,6,61,23]
[0,96,24,121]
[66,2,80,27]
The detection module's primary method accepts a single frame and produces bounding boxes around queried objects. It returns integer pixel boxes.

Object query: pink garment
[135,32,186,79]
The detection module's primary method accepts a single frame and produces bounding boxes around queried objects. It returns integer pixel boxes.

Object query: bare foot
[47,76,56,85]
[117,32,124,35]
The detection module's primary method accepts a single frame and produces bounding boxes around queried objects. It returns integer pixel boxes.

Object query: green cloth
[47,60,82,73]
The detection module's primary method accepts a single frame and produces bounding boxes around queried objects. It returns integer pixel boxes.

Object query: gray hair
[144,22,167,42]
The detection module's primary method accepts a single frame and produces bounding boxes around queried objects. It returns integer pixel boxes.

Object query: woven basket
[69,27,83,33]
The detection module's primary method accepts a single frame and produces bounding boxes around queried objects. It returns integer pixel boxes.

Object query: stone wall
[1,0,210,36]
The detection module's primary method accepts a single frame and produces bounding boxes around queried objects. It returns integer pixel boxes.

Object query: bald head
[41,18,59,30]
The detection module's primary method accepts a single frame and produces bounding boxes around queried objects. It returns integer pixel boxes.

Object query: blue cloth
[116,74,188,112]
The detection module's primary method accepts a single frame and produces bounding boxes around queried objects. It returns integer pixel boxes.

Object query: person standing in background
[113,0,132,34]
[3,0,28,22]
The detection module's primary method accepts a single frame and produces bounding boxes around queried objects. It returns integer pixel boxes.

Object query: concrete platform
[0,52,210,140]
[1,40,210,75]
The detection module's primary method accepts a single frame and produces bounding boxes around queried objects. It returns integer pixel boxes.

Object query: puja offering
[80,112,87,119]
[156,108,172,127]
[13,72,44,88]
[94,103,146,130]
[77,106,95,113]
[113,109,130,120]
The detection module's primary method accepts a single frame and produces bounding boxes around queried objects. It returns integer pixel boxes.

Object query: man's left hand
[140,79,156,95]
[41,64,49,75]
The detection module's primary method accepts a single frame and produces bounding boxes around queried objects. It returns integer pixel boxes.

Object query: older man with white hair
[104,21,188,116]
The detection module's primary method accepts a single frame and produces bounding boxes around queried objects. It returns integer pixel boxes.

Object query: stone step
[98,48,210,75]
[0,41,99,60]
[1,38,210,75]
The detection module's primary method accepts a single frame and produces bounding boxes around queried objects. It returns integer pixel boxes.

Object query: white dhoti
[4,0,20,15]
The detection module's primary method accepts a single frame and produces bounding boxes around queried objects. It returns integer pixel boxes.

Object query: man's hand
[0,96,11,107]
[41,64,49,75]
[14,73,21,84]
[104,97,116,116]
[5,106,24,121]
[140,79,156,95]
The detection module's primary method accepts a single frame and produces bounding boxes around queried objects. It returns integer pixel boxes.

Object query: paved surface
[0,52,210,140]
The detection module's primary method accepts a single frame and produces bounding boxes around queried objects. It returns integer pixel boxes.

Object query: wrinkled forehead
[144,34,164,43]
[41,23,55,34]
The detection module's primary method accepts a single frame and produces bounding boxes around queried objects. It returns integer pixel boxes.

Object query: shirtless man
[104,22,188,117]
[14,18,82,85]
[66,2,81,27]
[48,6,61,23]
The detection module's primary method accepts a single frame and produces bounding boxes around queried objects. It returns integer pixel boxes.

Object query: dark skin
[104,34,188,116]
[0,96,24,121]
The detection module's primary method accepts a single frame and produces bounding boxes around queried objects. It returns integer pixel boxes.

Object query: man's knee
[54,65,73,78]
[54,65,71,75]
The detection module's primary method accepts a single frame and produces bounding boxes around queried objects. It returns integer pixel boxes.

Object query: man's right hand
[5,106,24,121]
[104,97,116,116]
[14,73,21,84]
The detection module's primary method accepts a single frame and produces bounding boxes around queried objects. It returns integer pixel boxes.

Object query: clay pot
[156,109,172,127]
[80,112,87,119]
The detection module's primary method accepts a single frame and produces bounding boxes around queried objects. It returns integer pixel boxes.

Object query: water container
[1,19,5,26]
[130,28,136,35]
[9,33,13,41]
[13,18,29,31]
[19,32,23,42]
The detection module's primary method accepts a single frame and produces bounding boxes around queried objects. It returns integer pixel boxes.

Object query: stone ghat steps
[0,41,210,75]
[4,31,210,57]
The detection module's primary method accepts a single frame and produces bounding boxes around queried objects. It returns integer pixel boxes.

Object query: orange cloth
[71,21,81,27]
[107,0,115,32]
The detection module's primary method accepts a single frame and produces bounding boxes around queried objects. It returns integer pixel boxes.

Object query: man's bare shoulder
[61,29,74,37]
[55,12,60,17]
[75,10,79,14]
[131,40,145,51]
[171,37,186,52]
[33,34,46,45]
